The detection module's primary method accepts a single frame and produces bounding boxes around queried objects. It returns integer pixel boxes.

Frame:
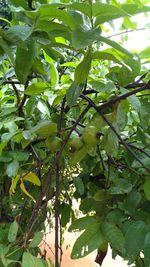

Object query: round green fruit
[45,136,62,153]
[69,137,83,151]
[82,125,98,146]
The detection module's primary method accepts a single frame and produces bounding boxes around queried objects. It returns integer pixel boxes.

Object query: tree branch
[81,94,150,173]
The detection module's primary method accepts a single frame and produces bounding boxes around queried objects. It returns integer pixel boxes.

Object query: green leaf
[22,252,45,267]
[15,38,36,84]
[67,3,92,18]
[70,146,88,166]
[29,232,43,248]
[0,37,14,65]
[6,159,19,178]
[20,182,35,202]
[109,179,132,195]
[74,49,92,84]
[28,5,77,30]
[23,172,41,186]
[32,121,57,137]
[8,220,19,243]
[72,26,101,49]
[99,36,132,56]
[25,82,50,96]
[66,82,83,107]
[69,216,97,232]
[144,232,150,267]
[124,221,147,261]
[74,176,84,196]
[102,129,119,156]
[101,222,125,253]
[93,3,128,25]
[92,51,122,65]
[144,178,150,200]
[71,222,104,259]
[4,25,32,46]
[50,63,59,86]
[61,203,71,227]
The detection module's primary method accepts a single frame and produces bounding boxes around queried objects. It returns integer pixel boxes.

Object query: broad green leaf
[32,58,47,76]
[72,26,101,49]
[29,232,43,248]
[139,47,150,59]
[144,178,150,200]
[6,159,19,178]
[102,129,119,156]
[15,38,36,84]
[144,232,150,267]
[27,5,78,30]
[23,172,41,186]
[4,25,32,46]
[8,220,19,243]
[22,252,45,267]
[67,3,92,18]
[61,203,71,227]
[99,36,132,56]
[69,216,97,232]
[116,101,128,130]
[74,176,84,196]
[71,222,104,259]
[124,221,147,261]
[66,82,83,107]
[74,49,92,84]
[125,191,141,214]
[25,82,50,96]
[109,179,132,195]
[92,51,122,65]
[101,223,125,253]
[32,121,57,137]
[20,181,35,202]
[93,3,128,25]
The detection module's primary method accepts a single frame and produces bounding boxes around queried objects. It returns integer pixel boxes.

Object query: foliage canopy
[1,0,150,266]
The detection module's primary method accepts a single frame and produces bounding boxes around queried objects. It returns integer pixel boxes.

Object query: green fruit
[82,125,98,146]
[33,121,57,137]
[69,137,83,151]
[45,136,62,153]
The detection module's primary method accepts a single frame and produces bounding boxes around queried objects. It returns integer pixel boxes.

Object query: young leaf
[15,38,36,84]
[23,172,41,186]
[71,222,104,259]
[25,82,50,96]
[20,181,35,202]
[8,220,19,243]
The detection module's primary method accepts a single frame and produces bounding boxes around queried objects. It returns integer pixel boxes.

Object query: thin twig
[107,28,146,38]
[23,104,90,246]
[81,94,150,173]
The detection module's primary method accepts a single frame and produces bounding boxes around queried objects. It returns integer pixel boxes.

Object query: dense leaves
[1,0,150,267]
